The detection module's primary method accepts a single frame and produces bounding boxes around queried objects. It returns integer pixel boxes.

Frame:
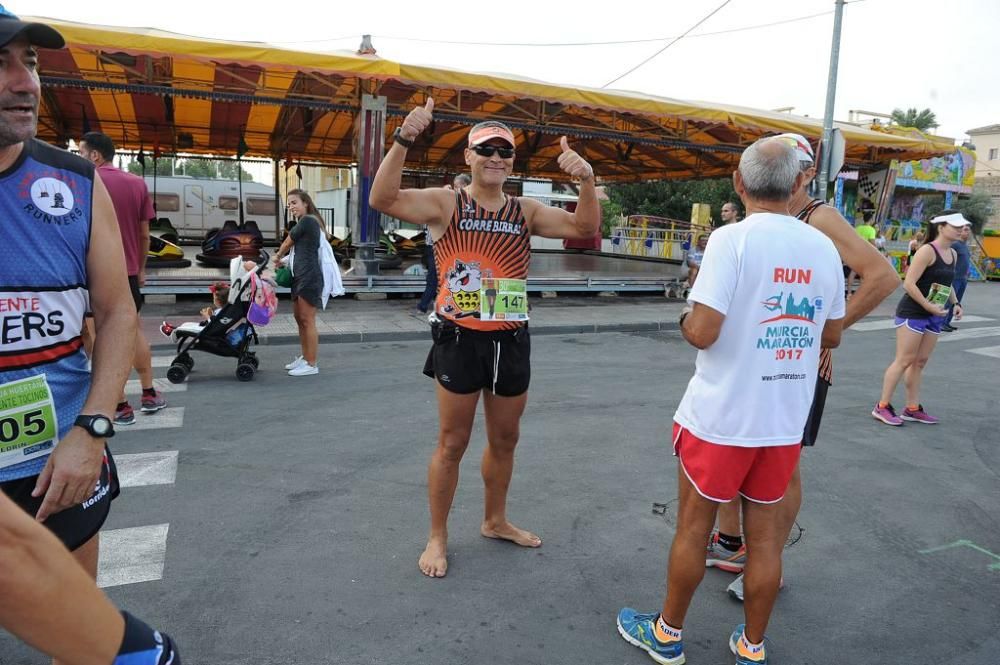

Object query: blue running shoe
[729,624,767,665]
[616,608,685,665]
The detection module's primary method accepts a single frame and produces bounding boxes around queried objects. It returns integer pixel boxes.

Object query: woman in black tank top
[873,213,969,426]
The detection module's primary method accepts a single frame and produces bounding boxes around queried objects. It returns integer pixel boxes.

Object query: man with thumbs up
[371,100,600,578]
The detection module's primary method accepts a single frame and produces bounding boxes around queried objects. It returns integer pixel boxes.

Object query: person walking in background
[685,233,708,287]
[274,189,325,376]
[79,132,167,424]
[873,212,970,426]
[942,223,971,332]
[720,201,741,225]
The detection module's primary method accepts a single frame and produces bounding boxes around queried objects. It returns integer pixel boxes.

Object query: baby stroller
[165,253,278,383]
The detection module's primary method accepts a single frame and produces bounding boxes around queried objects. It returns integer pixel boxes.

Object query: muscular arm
[86,174,137,417]
[523,178,601,239]
[0,493,124,665]
[369,142,454,231]
[681,303,724,349]
[137,219,150,278]
[809,206,899,328]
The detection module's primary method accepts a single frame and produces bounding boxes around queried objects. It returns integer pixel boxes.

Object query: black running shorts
[0,446,119,551]
[801,375,830,447]
[128,275,144,312]
[423,322,531,397]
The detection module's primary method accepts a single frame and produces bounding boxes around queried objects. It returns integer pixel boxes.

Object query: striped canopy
[31,16,956,182]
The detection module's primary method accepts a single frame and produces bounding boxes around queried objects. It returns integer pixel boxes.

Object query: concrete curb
[150,320,680,349]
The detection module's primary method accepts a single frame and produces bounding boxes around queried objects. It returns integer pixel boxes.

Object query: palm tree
[890,108,939,131]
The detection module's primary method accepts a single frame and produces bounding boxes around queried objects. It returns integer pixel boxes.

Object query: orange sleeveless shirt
[433,190,531,331]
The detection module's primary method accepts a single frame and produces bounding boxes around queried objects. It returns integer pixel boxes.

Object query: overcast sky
[26,0,999,147]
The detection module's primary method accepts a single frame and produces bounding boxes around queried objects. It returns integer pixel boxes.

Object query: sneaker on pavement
[140,391,167,413]
[706,532,746,573]
[872,402,903,426]
[284,355,305,370]
[729,624,767,665]
[726,573,784,602]
[114,403,136,426]
[616,608,685,665]
[901,405,939,424]
[159,321,175,338]
[288,363,319,377]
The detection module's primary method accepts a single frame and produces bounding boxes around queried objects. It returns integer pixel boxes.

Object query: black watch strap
[393,127,415,148]
[75,414,114,438]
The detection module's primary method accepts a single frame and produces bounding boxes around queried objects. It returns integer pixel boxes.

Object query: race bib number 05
[0,375,58,470]
[479,279,528,322]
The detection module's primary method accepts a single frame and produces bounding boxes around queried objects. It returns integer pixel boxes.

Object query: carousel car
[146,233,191,269]
[196,220,266,267]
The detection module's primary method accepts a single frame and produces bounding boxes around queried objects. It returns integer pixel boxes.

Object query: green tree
[126,158,172,177]
[923,189,995,235]
[604,178,739,229]
[890,107,939,131]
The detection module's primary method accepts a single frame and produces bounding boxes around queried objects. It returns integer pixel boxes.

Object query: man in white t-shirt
[617,138,845,665]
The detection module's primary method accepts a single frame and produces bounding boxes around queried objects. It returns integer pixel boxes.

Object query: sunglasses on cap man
[471,144,515,159]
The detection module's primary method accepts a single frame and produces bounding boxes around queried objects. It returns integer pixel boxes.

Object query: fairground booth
[29,16,957,293]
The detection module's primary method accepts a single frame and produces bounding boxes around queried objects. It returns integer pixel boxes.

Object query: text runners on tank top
[0,138,94,482]
[434,189,531,331]
[896,243,955,320]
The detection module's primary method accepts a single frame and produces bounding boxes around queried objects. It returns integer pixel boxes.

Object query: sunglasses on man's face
[471,144,515,159]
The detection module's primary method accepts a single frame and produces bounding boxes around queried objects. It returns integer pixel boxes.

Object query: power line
[602,0,734,89]
[372,9,832,48]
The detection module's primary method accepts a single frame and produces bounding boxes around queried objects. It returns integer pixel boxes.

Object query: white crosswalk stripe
[966,345,1000,359]
[116,407,185,432]
[97,524,170,588]
[936,326,1000,342]
[151,356,176,368]
[850,315,995,332]
[116,451,179,488]
[124,378,187,394]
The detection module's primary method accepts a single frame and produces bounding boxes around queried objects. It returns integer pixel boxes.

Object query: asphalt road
[2,313,999,664]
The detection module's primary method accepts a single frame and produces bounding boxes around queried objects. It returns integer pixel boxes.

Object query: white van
[144,176,280,241]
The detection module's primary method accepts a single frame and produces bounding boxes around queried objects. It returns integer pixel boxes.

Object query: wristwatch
[74,414,115,438]
[393,127,415,148]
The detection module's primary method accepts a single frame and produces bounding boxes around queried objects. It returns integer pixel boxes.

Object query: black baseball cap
[0,5,64,49]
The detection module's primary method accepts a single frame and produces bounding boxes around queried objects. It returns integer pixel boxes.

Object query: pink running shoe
[872,403,903,426]
[901,405,939,424]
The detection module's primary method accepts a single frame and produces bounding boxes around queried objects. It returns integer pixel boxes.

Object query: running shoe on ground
[616,609,685,665]
[284,355,305,370]
[871,402,903,426]
[114,403,136,426]
[706,532,746,573]
[140,391,167,413]
[726,573,784,602]
[941,324,956,332]
[901,405,939,424]
[288,363,319,377]
[159,321,175,337]
[729,624,767,664]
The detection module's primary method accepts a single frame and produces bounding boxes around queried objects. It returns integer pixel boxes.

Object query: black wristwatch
[393,127,415,148]
[75,414,115,438]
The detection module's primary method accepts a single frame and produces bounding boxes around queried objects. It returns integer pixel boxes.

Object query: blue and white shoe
[729,624,767,664]
[616,608,685,665]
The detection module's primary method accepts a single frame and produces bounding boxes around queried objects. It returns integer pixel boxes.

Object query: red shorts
[672,423,801,504]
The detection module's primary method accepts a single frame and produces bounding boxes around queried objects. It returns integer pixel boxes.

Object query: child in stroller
[164,256,278,383]
[160,281,247,346]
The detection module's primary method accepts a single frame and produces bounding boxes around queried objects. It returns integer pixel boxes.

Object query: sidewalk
[142,295,687,348]
[141,281,998,349]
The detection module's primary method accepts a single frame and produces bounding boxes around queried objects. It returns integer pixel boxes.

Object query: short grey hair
[738,138,800,202]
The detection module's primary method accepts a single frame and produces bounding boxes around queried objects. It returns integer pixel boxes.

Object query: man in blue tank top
[0,8,180,663]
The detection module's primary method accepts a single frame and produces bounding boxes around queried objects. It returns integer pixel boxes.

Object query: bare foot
[418,537,449,578]
[481,521,542,548]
